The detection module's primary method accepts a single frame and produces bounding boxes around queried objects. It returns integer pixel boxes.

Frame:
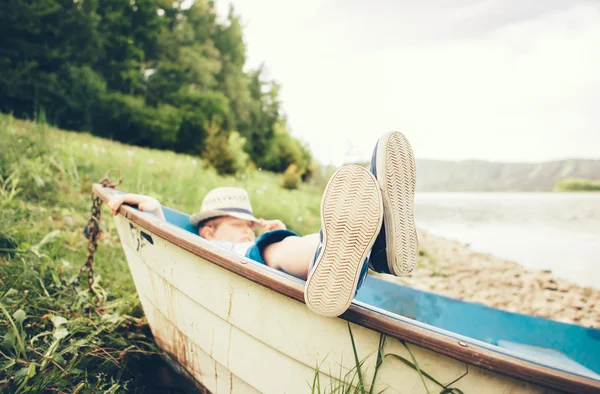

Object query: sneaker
[304,165,383,317]
[369,131,418,276]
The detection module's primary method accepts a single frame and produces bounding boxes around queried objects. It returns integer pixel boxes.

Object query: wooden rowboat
[94,185,600,394]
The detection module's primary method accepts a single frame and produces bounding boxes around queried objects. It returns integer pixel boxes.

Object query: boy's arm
[107,193,166,221]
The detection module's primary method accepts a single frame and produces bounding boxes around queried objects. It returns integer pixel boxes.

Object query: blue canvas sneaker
[304,165,383,317]
[368,131,418,276]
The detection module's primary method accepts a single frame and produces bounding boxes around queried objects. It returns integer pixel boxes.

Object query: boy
[108,131,418,317]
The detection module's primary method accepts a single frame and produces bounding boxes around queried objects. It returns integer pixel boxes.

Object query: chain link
[80,169,123,298]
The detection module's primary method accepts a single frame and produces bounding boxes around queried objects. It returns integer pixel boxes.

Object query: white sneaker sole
[375,131,418,276]
[304,165,383,317]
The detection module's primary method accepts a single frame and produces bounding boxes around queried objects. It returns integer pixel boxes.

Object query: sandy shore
[379,230,600,328]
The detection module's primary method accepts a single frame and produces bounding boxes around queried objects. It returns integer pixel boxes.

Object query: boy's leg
[262,234,319,280]
[369,131,418,276]
[304,165,383,317]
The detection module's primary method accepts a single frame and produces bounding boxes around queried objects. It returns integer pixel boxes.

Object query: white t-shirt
[208,240,253,256]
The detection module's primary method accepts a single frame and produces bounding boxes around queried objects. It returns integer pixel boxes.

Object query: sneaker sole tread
[377,131,418,276]
[304,165,383,317]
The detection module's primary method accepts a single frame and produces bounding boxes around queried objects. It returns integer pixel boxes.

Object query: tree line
[0,0,314,180]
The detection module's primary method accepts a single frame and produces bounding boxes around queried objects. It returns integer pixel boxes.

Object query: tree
[0,0,315,179]
[0,0,100,121]
[92,0,164,94]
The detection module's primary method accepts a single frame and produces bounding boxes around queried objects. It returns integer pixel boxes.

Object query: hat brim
[189,209,259,227]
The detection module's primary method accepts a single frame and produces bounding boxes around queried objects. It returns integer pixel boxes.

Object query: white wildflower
[127,150,134,157]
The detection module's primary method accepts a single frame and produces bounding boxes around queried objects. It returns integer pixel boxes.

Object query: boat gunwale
[93,184,600,394]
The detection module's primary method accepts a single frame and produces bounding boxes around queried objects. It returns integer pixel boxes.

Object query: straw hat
[189,187,259,227]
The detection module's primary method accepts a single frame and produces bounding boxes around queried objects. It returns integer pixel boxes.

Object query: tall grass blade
[386,343,468,394]
[400,341,429,393]
[368,334,386,394]
[347,323,365,393]
[0,302,28,361]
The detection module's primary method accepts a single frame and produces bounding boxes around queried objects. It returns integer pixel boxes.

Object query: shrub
[227,130,251,174]
[53,66,107,131]
[282,164,302,190]
[202,121,250,175]
[554,178,600,192]
[258,122,312,178]
[171,89,230,155]
[92,93,182,149]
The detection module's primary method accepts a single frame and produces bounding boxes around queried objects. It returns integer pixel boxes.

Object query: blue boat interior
[155,205,600,380]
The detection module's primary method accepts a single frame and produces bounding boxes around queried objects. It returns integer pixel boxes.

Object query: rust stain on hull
[155,327,211,394]
[151,275,210,392]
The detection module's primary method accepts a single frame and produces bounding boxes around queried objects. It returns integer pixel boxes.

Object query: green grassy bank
[554,178,600,192]
[0,114,325,392]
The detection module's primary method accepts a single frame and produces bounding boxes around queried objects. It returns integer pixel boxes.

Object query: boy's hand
[108,195,126,215]
[258,219,286,231]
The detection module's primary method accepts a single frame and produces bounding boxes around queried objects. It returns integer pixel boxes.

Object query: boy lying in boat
[108,132,418,317]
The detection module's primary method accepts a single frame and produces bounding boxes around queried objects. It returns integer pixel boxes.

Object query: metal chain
[80,169,123,296]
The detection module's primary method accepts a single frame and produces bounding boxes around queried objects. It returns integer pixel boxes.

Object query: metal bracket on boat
[79,169,123,302]
[128,223,154,252]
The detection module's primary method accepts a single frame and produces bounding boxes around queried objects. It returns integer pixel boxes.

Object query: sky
[214,0,600,165]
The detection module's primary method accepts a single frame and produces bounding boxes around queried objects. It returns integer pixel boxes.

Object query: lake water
[414,193,600,289]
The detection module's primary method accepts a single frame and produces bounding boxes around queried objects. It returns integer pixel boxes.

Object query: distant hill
[414,159,600,192]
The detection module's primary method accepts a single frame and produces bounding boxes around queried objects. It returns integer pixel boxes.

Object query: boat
[94,184,600,394]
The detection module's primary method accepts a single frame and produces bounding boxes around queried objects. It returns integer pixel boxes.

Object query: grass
[554,178,600,192]
[309,325,386,394]
[0,113,325,392]
[308,325,468,394]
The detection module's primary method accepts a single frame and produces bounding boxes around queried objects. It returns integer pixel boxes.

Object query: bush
[52,66,107,131]
[282,164,302,190]
[92,93,144,140]
[302,160,320,183]
[258,122,312,178]
[227,131,251,173]
[171,89,230,155]
[202,122,250,175]
[555,178,600,192]
[92,93,182,149]
[143,103,182,149]
[308,163,338,188]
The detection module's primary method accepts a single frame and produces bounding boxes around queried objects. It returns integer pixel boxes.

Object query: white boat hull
[114,215,555,393]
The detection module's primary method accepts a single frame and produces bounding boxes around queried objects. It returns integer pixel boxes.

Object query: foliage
[93,92,183,150]
[259,122,312,174]
[0,0,313,179]
[171,89,230,155]
[202,121,251,176]
[282,164,302,190]
[554,178,600,192]
[53,66,107,132]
